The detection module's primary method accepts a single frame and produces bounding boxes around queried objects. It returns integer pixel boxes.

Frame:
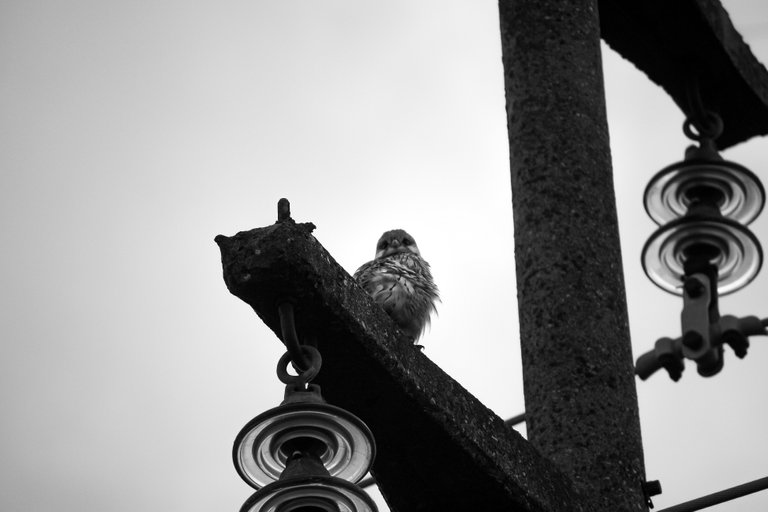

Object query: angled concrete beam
[215,213,587,512]
[599,0,768,149]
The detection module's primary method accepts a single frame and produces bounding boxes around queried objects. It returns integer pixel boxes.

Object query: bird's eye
[403,239,412,246]
[379,241,389,249]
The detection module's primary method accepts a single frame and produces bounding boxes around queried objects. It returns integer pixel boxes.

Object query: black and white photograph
[2,1,768,510]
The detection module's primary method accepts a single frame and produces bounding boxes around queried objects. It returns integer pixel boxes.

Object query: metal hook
[277,300,312,371]
[276,346,322,386]
[683,114,723,143]
[684,79,723,141]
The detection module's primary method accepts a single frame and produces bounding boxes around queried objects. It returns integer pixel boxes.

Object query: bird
[353,229,439,344]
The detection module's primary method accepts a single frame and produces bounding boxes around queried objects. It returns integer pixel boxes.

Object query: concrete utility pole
[498,0,646,509]
[218,1,768,510]
[496,0,768,509]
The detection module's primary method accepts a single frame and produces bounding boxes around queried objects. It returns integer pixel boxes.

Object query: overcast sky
[1,1,767,511]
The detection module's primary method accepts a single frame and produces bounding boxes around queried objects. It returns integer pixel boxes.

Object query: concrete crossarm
[215,218,588,512]
[599,0,768,149]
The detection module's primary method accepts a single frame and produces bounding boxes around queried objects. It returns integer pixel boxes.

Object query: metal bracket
[680,273,723,376]
[635,272,767,380]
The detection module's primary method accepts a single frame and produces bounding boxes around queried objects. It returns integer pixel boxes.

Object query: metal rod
[277,301,311,371]
[277,198,291,222]
[658,477,768,512]
[505,412,526,427]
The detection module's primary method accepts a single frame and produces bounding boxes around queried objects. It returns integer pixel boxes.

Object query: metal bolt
[682,330,704,350]
[683,277,705,298]
[277,198,291,222]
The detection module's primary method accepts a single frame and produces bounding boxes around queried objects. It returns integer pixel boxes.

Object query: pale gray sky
[1,1,767,511]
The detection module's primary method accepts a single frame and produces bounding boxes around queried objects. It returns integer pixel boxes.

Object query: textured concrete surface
[499,0,648,510]
[599,0,768,149]
[216,217,588,512]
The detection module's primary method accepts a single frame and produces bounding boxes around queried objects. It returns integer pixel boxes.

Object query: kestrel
[354,229,439,343]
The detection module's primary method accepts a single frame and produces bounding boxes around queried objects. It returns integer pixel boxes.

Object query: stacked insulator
[635,113,768,381]
[641,119,764,296]
[233,347,378,512]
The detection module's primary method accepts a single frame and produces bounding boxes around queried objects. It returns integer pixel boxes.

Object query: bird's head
[374,229,421,259]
